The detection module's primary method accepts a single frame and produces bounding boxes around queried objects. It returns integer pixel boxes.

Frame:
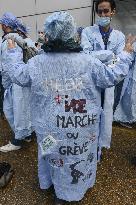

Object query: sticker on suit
[40,135,57,156]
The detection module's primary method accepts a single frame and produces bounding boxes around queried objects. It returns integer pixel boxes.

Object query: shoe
[131,157,136,166]
[0,142,21,153]
[54,197,66,205]
[24,135,32,143]
[0,162,14,188]
[120,122,132,129]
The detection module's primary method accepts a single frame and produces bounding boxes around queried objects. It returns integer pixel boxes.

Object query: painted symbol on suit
[54,90,62,104]
[65,95,87,113]
[69,160,85,184]
[55,94,62,104]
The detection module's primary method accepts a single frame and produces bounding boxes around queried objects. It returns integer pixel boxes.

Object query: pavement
[0,118,136,205]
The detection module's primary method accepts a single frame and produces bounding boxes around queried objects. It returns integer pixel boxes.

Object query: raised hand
[7,38,16,49]
[124,34,136,53]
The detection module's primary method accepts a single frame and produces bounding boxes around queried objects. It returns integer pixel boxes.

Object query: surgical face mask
[38,31,44,39]
[97,16,111,27]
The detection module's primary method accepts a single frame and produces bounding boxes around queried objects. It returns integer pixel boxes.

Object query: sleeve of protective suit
[2,48,32,87]
[91,51,134,89]
[1,35,26,89]
[115,31,125,55]
[0,37,2,72]
[0,39,13,89]
[81,27,94,54]
[90,50,114,63]
[24,38,36,48]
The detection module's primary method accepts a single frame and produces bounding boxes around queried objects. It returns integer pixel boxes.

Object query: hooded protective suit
[1,33,33,139]
[2,50,133,202]
[0,12,33,139]
[81,24,125,150]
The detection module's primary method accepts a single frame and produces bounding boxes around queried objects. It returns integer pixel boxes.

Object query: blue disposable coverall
[0,33,33,140]
[81,24,125,150]
[2,48,133,201]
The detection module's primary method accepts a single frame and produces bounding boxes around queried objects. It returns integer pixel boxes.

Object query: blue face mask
[97,17,111,27]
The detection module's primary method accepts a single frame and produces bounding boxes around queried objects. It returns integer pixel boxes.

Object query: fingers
[7,38,15,49]
[126,33,136,45]
[124,34,136,53]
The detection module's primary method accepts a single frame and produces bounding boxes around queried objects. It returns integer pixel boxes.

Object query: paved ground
[0,118,136,205]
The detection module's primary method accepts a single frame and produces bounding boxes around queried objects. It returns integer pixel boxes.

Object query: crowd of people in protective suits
[0,0,136,204]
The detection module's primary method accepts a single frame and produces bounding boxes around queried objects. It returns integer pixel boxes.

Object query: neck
[101,25,110,32]
[5,28,13,33]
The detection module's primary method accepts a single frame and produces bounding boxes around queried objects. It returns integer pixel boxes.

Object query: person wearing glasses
[81,0,125,155]
[2,11,135,205]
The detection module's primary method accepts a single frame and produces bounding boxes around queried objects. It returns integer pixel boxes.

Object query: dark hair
[95,0,116,13]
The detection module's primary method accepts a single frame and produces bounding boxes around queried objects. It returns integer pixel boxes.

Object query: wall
[0,0,92,40]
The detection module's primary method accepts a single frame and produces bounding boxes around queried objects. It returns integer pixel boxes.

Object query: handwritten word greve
[59,141,89,156]
[57,114,97,128]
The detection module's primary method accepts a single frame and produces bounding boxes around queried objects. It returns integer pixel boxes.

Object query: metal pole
[91,0,96,26]
[35,0,38,40]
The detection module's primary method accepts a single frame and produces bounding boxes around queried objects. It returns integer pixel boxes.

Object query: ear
[111,9,116,16]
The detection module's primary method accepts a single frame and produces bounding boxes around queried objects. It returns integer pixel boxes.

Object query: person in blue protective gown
[2,11,135,205]
[16,18,35,48]
[114,42,136,125]
[81,0,125,153]
[0,36,4,117]
[0,12,33,152]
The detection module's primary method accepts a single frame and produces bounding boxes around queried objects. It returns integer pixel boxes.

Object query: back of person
[4,39,134,203]
[29,52,102,133]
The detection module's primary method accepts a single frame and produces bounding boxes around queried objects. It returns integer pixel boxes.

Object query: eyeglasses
[38,31,43,34]
[97,9,110,15]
